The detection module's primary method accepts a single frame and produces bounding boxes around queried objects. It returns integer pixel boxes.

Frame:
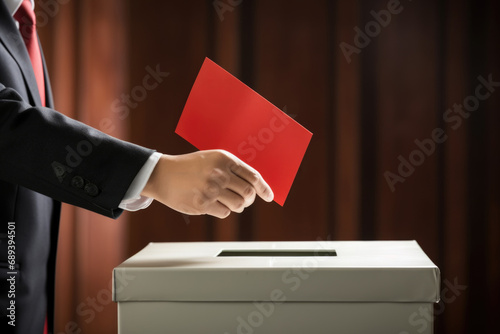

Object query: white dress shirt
[4,0,160,211]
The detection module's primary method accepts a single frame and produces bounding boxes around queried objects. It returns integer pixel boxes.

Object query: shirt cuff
[119,152,162,212]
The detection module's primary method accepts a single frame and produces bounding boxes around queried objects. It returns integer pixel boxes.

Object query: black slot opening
[217,250,337,257]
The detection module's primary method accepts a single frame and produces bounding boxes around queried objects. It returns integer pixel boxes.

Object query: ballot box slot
[217,250,337,257]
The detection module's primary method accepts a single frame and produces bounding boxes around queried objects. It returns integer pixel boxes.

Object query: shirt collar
[4,0,34,16]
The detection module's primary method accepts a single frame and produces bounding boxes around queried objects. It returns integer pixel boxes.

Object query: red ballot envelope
[175,58,312,206]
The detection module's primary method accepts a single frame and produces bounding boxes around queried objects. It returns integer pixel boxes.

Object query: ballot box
[113,241,440,334]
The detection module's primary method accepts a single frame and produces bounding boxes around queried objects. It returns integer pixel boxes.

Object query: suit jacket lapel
[0,0,43,106]
[39,37,53,108]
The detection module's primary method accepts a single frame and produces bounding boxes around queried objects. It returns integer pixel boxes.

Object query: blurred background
[36,0,499,333]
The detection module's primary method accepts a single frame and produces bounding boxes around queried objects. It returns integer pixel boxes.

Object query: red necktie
[14,0,46,106]
[14,4,48,333]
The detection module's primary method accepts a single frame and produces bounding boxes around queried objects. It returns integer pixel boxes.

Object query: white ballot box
[113,241,440,334]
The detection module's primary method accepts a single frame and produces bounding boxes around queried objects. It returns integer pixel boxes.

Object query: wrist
[141,154,169,199]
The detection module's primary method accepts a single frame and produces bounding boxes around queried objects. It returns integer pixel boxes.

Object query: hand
[141,149,274,218]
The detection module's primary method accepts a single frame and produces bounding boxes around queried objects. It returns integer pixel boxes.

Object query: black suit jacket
[0,2,154,333]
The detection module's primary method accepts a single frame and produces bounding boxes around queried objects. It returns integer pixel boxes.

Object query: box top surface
[113,241,440,303]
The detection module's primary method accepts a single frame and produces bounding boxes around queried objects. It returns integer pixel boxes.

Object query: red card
[175,58,312,205]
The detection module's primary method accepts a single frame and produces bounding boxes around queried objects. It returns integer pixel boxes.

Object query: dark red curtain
[38,0,499,333]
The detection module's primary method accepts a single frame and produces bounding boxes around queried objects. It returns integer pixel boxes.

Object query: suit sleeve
[0,83,155,218]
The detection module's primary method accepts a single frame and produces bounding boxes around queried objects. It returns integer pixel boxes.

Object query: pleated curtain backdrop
[36,0,499,333]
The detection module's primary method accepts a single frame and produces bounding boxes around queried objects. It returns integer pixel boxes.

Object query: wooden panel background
[36,0,499,333]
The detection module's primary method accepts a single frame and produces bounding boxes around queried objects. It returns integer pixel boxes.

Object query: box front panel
[118,302,434,334]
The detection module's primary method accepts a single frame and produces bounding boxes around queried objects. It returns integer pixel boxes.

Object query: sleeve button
[71,176,85,189]
[84,183,100,197]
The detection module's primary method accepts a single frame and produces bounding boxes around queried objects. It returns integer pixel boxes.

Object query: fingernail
[265,189,274,202]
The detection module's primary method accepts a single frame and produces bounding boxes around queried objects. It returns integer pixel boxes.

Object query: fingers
[207,169,253,211]
[205,201,231,219]
[224,173,257,208]
[196,166,262,218]
[229,162,274,202]
[203,188,249,218]
[195,169,246,218]
[217,188,246,213]
[189,150,274,219]
[193,185,231,219]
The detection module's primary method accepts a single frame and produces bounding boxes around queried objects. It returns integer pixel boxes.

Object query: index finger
[230,162,274,202]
